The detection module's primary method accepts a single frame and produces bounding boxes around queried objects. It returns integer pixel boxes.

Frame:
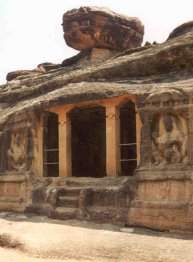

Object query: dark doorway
[119,101,137,176]
[44,112,59,177]
[69,106,106,177]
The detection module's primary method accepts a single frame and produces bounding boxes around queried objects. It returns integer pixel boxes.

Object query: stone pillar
[58,110,72,177]
[188,105,193,164]
[36,116,44,176]
[139,113,151,167]
[0,132,5,173]
[136,111,142,165]
[105,105,120,176]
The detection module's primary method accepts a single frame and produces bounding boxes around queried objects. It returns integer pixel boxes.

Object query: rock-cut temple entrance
[69,106,106,178]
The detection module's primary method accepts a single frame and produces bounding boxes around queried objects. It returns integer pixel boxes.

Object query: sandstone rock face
[62,6,144,51]
[37,62,61,72]
[62,48,118,67]
[6,63,61,81]
[6,70,42,81]
[167,21,193,40]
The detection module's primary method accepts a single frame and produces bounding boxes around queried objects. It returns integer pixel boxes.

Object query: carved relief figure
[151,113,188,166]
[7,133,26,172]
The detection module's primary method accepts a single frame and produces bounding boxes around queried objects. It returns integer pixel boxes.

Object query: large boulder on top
[167,21,193,40]
[62,6,144,51]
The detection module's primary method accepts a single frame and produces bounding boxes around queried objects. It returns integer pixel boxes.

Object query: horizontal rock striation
[1,30,193,126]
[6,63,62,81]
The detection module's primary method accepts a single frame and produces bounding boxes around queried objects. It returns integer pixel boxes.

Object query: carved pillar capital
[59,121,67,126]
[106,113,119,120]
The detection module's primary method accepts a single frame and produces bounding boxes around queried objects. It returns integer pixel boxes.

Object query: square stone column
[58,110,72,177]
[105,105,121,176]
[36,115,44,176]
[136,111,142,165]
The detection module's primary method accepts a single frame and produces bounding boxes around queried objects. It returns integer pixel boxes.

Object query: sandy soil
[0,212,192,262]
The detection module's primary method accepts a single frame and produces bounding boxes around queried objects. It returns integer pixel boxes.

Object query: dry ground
[0,212,192,262]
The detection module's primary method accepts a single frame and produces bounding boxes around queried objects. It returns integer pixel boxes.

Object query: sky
[0,0,193,84]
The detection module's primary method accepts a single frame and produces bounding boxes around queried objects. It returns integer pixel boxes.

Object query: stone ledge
[0,202,25,212]
[135,170,193,181]
[86,206,128,224]
[0,174,26,182]
[0,197,22,203]
[128,205,193,234]
[87,206,128,212]
[131,200,190,209]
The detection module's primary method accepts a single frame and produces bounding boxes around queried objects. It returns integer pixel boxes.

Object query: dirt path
[0,212,192,262]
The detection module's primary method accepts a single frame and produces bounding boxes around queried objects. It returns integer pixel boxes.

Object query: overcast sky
[0,0,193,84]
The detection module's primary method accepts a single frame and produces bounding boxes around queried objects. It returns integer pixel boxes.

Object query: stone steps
[63,187,81,197]
[56,186,82,212]
[65,177,99,187]
[54,179,96,218]
[58,196,79,208]
[49,177,131,221]
[54,207,78,220]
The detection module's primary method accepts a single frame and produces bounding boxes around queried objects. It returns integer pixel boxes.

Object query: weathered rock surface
[2,31,193,126]
[167,21,193,40]
[2,16,193,235]
[1,214,193,262]
[37,62,62,72]
[62,6,144,51]
[6,63,62,81]
[62,48,118,67]
[6,70,42,81]
[6,48,117,81]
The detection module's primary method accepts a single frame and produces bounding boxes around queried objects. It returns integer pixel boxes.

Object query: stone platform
[0,173,193,234]
[26,176,135,225]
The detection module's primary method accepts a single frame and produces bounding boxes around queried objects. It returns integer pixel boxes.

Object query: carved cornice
[138,89,189,112]
[105,113,120,119]
[5,112,36,131]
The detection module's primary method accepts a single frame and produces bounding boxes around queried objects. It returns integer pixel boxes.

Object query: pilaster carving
[139,114,151,166]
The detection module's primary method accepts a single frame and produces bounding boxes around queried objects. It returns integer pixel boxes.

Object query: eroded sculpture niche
[151,113,188,166]
[27,129,35,171]
[7,132,26,172]
[0,132,5,172]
